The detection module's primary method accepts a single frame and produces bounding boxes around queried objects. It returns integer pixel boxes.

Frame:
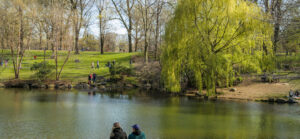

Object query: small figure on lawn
[97,61,100,69]
[106,61,111,68]
[88,74,92,84]
[91,62,95,69]
[5,59,8,67]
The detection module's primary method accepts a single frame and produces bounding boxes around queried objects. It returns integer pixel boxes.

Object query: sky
[87,4,128,37]
[89,20,128,37]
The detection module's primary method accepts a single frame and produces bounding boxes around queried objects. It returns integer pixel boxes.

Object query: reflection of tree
[13,89,22,115]
[257,105,275,138]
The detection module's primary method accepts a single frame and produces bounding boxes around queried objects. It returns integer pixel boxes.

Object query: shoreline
[1,79,299,104]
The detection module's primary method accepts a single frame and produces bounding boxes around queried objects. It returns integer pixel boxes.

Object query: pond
[0,89,299,138]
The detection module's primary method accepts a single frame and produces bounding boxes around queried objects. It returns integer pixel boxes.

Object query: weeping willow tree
[161,0,274,95]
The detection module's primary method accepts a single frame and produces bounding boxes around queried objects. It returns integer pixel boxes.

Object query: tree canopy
[161,0,274,94]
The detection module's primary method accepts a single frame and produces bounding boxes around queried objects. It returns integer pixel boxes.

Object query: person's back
[128,131,145,139]
[111,127,127,139]
[110,122,127,139]
[128,124,145,139]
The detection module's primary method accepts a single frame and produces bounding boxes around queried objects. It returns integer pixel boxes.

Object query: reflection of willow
[257,105,275,138]
[157,97,203,138]
[158,99,261,138]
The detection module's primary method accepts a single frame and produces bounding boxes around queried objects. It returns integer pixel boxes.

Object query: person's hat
[132,124,140,130]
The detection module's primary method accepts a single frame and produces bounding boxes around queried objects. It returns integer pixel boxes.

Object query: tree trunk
[100,34,105,54]
[99,13,105,54]
[39,31,42,50]
[144,31,148,64]
[264,0,269,13]
[273,0,282,53]
[135,38,139,52]
[154,10,160,60]
[128,31,133,53]
[59,27,63,50]
[74,28,80,54]
[273,23,280,53]
[128,0,133,53]
[16,6,24,79]
[55,36,58,81]
[51,28,55,55]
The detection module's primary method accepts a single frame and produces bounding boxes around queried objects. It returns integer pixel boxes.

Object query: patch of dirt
[218,82,292,100]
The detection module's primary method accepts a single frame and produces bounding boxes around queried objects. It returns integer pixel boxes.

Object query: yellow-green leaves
[161,0,274,94]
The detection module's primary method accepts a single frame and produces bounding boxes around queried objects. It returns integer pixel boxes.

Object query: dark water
[0,89,299,139]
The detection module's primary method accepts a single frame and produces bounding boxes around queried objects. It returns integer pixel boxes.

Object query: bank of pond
[1,78,299,104]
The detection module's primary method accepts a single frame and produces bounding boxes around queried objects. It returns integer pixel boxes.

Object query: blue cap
[132,124,140,130]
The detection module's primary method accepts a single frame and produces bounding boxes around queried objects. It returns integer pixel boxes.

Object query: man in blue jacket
[128,124,146,139]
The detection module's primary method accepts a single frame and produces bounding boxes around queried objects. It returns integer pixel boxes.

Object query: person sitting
[289,90,294,97]
[295,90,299,97]
[128,124,146,139]
[110,122,127,139]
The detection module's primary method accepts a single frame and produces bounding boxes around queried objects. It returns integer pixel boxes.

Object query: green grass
[0,50,140,82]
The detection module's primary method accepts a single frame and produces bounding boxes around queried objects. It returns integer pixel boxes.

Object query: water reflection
[0,88,299,138]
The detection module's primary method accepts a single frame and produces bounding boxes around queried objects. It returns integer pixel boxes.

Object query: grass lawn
[0,50,140,82]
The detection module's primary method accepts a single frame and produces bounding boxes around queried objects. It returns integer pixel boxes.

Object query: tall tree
[70,0,94,54]
[111,0,135,53]
[97,0,111,54]
[137,0,156,64]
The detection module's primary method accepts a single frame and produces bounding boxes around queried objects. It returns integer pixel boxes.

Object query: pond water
[0,89,299,139]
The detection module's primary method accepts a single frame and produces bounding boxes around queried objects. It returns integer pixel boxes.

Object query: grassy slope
[0,50,140,82]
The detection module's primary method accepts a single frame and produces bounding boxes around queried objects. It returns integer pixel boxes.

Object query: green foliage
[109,63,133,76]
[281,9,300,54]
[30,61,55,81]
[276,54,300,70]
[124,76,139,85]
[161,0,274,94]
[80,34,99,51]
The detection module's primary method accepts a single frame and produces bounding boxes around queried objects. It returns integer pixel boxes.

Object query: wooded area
[0,0,299,93]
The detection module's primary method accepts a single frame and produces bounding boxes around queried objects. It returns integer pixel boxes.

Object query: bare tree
[153,0,164,60]
[97,0,112,54]
[70,0,94,54]
[137,0,156,64]
[111,0,135,53]
[1,0,33,79]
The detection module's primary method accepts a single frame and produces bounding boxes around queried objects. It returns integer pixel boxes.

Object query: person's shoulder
[140,132,146,137]
[128,133,134,139]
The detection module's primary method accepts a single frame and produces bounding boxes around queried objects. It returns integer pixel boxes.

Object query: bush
[30,61,55,81]
[109,63,133,76]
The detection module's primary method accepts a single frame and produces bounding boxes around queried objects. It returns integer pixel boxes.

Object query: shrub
[30,61,55,81]
[109,63,133,76]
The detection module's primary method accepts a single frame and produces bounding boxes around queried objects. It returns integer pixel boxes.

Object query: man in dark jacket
[128,124,146,139]
[92,73,97,83]
[110,122,127,139]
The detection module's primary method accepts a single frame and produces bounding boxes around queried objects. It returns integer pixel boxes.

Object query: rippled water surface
[0,89,299,139]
